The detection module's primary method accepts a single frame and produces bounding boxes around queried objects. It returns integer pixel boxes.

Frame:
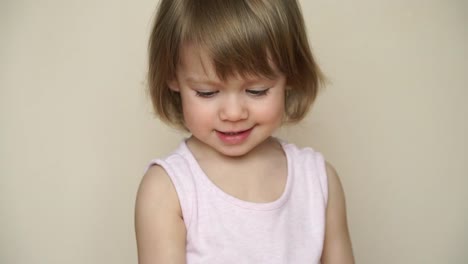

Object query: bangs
[178,0,293,80]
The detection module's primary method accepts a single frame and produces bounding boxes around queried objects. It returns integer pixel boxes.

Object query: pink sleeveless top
[145,139,328,263]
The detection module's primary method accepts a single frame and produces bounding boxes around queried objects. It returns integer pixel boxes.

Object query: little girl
[135,0,354,263]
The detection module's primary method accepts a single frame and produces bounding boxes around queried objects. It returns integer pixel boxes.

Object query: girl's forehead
[178,43,216,78]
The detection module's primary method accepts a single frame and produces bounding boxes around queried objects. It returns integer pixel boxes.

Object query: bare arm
[321,162,355,264]
[135,165,187,264]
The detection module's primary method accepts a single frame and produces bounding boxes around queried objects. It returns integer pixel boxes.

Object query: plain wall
[1,0,467,263]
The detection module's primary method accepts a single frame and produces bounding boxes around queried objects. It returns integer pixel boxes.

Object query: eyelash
[195,89,270,98]
[247,88,270,96]
[195,91,218,98]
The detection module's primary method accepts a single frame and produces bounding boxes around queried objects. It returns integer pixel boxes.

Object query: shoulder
[135,165,186,263]
[322,161,346,213]
[135,165,182,217]
[280,140,323,163]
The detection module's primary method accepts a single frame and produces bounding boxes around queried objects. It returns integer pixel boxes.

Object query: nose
[219,95,248,121]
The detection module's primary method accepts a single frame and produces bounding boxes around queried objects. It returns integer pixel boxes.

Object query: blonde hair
[148,0,324,129]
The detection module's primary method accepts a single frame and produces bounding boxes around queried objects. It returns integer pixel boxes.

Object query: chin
[215,145,254,158]
[217,149,248,157]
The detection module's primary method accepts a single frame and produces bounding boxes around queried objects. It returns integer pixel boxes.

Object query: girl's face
[168,44,286,157]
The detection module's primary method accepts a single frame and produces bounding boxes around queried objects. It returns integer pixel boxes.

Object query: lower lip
[216,128,253,145]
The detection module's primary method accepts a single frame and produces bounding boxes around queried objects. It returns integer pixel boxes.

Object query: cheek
[265,104,285,123]
[181,98,214,129]
[255,96,285,123]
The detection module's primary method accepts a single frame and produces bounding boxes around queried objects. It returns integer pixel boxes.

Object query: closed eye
[246,88,270,96]
[195,91,218,98]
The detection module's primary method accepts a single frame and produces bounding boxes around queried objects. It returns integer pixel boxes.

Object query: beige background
[1,0,467,263]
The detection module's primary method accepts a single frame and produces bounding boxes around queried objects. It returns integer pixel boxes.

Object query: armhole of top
[143,159,193,230]
[313,152,329,207]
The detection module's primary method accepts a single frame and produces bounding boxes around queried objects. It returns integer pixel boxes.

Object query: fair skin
[170,43,287,159]
[135,44,354,263]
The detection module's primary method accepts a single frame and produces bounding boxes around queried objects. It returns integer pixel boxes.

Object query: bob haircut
[148,0,324,129]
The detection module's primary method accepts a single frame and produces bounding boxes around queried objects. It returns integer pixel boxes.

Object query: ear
[167,79,180,92]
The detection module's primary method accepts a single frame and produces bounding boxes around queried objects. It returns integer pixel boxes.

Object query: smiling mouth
[218,128,253,135]
[215,127,254,144]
